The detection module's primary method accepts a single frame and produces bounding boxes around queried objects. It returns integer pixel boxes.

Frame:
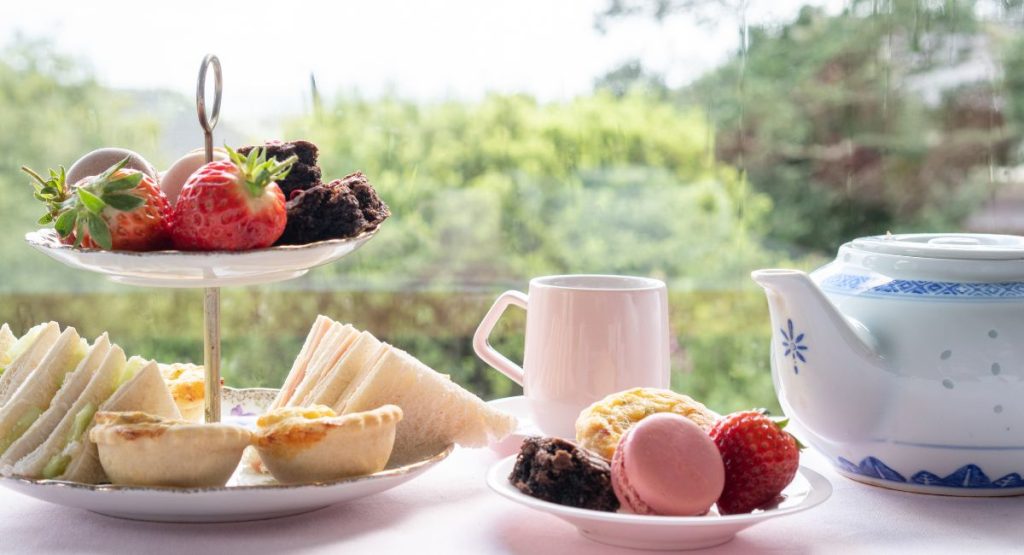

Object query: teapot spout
[752,269,887,443]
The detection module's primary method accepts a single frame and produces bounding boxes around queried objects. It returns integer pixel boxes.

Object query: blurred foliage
[602,0,1023,251]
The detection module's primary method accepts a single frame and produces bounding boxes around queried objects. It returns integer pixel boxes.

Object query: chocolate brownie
[339,172,390,230]
[239,140,321,197]
[276,172,390,245]
[509,436,619,512]
[239,140,319,166]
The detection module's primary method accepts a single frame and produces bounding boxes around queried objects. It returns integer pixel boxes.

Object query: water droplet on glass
[992,363,1001,375]
[942,379,955,389]
[940,350,952,360]
[989,330,998,338]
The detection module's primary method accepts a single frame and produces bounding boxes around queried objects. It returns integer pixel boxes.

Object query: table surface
[2,444,1022,554]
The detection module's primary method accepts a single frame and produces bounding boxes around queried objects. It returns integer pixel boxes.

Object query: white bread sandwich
[0,325,15,358]
[342,347,517,465]
[8,350,180,483]
[310,331,388,412]
[269,315,333,411]
[0,322,61,404]
[258,316,516,469]
[286,322,358,407]
[0,328,98,456]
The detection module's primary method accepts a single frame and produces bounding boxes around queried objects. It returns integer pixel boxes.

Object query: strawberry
[708,410,802,515]
[170,146,296,251]
[24,158,171,251]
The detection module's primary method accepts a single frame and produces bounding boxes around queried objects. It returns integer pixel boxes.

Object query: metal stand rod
[204,287,222,423]
[197,54,223,424]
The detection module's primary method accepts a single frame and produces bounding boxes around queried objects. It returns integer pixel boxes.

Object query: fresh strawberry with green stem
[708,410,802,515]
[170,146,296,251]
[24,157,171,251]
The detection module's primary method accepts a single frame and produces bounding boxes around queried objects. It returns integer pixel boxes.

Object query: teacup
[473,274,670,438]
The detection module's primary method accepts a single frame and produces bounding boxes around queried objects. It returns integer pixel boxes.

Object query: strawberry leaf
[77,189,106,214]
[54,211,76,237]
[91,156,131,185]
[37,213,53,225]
[103,173,143,192]
[102,193,145,211]
[85,212,112,250]
[73,218,86,247]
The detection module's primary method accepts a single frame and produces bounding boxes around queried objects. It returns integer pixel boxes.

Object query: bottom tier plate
[0,387,452,522]
[2,446,452,523]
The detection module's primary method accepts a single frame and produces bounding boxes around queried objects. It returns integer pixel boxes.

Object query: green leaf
[93,156,131,184]
[73,218,86,247]
[37,213,53,225]
[102,193,145,211]
[54,211,76,237]
[77,189,106,214]
[103,173,143,192]
[85,213,112,250]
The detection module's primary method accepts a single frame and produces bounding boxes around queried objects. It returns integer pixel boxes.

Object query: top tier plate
[25,228,379,288]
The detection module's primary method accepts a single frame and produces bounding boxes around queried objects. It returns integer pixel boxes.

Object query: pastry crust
[575,388,719,460]
[89,411,251,487]
[254,404,402,484]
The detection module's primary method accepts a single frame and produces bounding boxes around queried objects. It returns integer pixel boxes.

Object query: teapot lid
[850,233,1024,260]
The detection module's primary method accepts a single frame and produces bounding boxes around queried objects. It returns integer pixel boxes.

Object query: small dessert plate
[487,456,832,551]
[486,396,541,456]
[24,228,378,288]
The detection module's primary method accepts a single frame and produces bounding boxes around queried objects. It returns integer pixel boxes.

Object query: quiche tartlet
[89,411,252,487]
[158,363,205,422]
[575,387,719,460]
[254,404,402,484]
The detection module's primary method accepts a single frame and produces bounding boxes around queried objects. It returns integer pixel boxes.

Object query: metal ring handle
[196,54,222,163]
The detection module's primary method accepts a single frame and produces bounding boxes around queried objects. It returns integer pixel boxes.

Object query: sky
[3,0,844,122]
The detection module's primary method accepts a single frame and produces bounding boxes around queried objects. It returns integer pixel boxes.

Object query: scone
[159,363,204,422]
[89,411,252,487]
[575,388,719,460]
[254,404,402,484]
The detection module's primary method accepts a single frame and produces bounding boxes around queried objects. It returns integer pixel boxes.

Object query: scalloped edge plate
[0,387,452,522]
[24,227,379,287]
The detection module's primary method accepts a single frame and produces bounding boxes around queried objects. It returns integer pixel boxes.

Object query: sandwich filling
[41,356,147,479]
[0,323,48,376]
[0,338,89,454]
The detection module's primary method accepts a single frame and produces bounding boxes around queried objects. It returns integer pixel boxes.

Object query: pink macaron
[611,413,725,516]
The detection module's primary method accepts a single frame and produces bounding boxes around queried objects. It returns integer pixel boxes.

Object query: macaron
[66,148,158,186]
[611,413,725,516]
[159,148,228,204]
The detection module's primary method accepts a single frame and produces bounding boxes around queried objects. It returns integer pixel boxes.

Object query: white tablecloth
[1,446,1021,554]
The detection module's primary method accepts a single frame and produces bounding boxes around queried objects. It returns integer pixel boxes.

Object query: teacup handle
[473,290,528,385]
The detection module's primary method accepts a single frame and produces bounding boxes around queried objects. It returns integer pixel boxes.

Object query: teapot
[753,233,1024,496]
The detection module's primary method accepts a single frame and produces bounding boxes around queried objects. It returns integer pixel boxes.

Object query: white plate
[486,396,540,456]
[487,456,832,551]
[0,387,452,523]
[24,228,379,287]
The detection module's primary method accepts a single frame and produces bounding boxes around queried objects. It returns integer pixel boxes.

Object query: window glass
[2,1,1020,412]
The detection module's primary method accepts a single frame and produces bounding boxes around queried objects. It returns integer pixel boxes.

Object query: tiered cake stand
[8,55,451,522]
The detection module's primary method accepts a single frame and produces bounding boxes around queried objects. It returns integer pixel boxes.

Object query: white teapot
[753,233,1024,495]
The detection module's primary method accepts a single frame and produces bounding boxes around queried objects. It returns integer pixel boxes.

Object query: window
[2,1,1020,412]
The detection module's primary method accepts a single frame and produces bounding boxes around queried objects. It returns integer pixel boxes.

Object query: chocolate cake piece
[239,140,321,197]
[338,171,390,230]
[509,436,619,512]
[276,172,389,245]
[239,140,319,166]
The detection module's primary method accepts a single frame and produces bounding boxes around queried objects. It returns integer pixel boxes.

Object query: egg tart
[254,404,402,484]
[89,411,252,487]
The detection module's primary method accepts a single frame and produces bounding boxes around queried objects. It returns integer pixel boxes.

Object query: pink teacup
[473,275,670,438]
